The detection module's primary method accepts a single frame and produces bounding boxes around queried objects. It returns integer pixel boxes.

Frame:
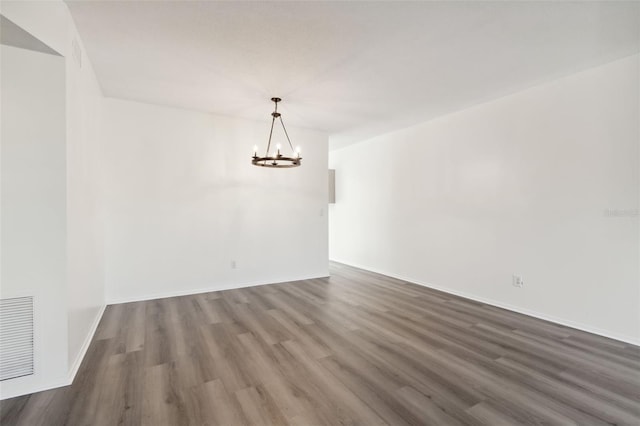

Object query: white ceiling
[66,1,640,150]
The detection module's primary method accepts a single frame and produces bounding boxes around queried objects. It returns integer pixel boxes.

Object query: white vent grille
[0,297,34,381]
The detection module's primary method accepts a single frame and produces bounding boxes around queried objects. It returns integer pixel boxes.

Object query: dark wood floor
[2,262,639,425]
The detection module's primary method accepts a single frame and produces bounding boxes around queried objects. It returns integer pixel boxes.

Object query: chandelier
[252,97,301,168]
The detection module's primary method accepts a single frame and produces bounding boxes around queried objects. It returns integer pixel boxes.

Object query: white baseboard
[0,377,71,401]
[330,259,640,346]
[106,273,330,305]
[67,304,106,384]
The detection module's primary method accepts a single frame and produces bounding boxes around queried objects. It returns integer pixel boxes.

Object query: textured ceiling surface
[66,1,640,149]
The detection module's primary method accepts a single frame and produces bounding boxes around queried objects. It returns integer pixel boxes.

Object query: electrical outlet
[231,260,237,269]
[512,274,524,288]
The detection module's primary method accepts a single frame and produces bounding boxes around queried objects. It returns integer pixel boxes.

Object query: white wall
[65,31,104,376]
[0,45,68,396]
[102,98,328,303]
[1,1,105,399]
[330,55,640,344]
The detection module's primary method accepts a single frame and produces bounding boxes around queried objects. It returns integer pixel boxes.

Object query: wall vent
[0,297,34,381]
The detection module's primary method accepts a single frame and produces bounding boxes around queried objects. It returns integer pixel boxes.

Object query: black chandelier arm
[278,116,295,153]
[265,115,277,164]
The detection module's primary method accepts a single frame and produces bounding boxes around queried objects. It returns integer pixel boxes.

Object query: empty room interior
[0,0,639,425]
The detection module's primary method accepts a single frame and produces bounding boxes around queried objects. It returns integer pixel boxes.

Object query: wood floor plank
[267,309,332,358]
[234,332,327,425]
[180,378,244,426]
[396,385,468,426]
[93,351,144,426]
[142,362,187,426]
[281,339,387,425]
[235,385,288,426]
[495,356,640,424]
[318,355,419,426]
[199,322,257,393]
[124,302,147,353]
[2,261,639,425]
[466,401,524,426]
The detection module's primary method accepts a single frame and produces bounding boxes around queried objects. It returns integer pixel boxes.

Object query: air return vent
[0,297,34,381]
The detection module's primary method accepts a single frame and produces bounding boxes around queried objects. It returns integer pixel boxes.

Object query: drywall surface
[64,13,105,378]
[1,0,106,398]
[0,45,68,397]
[330,55,640,343]
[102,98,329,302]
